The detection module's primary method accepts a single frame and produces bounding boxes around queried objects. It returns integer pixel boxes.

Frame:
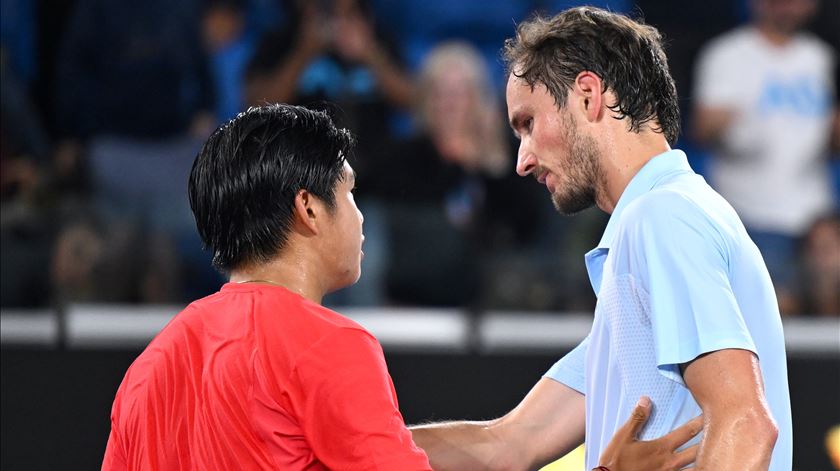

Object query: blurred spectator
[56,0,214,142]
[692,0,838,312]
[52,0,218,304]
[0,0,37,86]
[244,0,413,184]
[0,46,53,307]
[372,0,629,90]
[202,0,277,123]
[246,0,416,307]
[374,42,543,307]
[794,213,840,316]
[202,0,261,124]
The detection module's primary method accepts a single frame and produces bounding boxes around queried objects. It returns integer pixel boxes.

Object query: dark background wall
[2,347,837,470]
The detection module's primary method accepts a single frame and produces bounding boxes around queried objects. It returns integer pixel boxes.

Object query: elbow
[741,411,779,457]
[760,417,779,450]
[755,418,779,464]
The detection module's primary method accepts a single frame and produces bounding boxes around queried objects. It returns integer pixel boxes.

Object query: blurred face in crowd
[507,75,603,215]
[752,0,818,35]
[321,161,365,292]
[427,63,480,134]
[418,43,492,145]
[202,4,245,51]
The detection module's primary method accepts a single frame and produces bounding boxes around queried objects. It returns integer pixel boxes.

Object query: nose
[516,142,537,177]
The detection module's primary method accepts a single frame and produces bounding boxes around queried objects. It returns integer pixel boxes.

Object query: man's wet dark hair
[189,104,354,272]
[503,6,681,144]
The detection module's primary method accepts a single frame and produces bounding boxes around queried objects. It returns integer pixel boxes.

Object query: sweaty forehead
[506,76,529,105]
[506,76,537,120]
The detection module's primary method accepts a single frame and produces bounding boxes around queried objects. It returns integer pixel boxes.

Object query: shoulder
[794,32,836,66]
[618,183,732,254]
[302,301,370,333]
[292,314,386,378]
[291,302,381,356]
[698,27,756,62]
[622,186,706,228]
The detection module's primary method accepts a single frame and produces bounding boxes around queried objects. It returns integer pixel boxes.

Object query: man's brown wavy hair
[503,6,681,144]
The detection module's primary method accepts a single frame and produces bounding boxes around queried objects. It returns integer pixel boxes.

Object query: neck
[229,248,327,304]
[596,129,671,214]
[756,23,795,47]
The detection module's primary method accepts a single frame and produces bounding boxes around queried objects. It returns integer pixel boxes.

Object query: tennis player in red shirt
[102,104,429,470]
[102,104,700,470]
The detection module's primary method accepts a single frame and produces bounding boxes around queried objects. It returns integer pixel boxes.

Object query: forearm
[410,419,523,471]
[695,412,778,470]
[409,379,585,471]
[692,107,735,146]
[366,47,415,109]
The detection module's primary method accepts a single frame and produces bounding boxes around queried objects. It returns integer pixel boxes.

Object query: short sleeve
[101,424,127,470]
[291,328,432,470]
[616,193,756,384]
[694,39,739,108]
[544,335,589,394]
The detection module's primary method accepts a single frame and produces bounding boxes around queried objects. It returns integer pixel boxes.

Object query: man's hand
[596,396,702,471]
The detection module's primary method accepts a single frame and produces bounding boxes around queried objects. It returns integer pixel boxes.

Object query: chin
[552,187,597,216]
[341,267,363,288]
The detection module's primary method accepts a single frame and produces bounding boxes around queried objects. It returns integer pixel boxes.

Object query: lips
[546,173,557,193]
[538,171,555,193]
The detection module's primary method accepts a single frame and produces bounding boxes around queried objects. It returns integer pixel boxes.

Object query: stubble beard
[551,113,604,216]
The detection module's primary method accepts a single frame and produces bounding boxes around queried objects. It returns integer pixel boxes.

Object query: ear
[293,189,320,236]
[572,71,605,123]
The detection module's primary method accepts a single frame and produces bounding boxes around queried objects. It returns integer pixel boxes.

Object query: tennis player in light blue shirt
[546,149,792,470]
[410,8,790,470]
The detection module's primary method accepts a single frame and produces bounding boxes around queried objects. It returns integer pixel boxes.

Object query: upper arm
[497,377,585,469]
[691,42,738,143]
[693,41,738,109]
[681,348,779,469]
[681,349,773,420]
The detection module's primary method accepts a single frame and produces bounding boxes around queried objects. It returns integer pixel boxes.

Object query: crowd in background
[1,0,838,315]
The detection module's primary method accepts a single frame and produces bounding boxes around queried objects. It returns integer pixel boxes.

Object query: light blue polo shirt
[546,149,792,470]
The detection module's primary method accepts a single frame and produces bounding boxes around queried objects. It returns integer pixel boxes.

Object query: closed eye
[511,115,533,139]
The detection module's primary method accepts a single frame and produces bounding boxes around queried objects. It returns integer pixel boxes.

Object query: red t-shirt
[102,283,431,470]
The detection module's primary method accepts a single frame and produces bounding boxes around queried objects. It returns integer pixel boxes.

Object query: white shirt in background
[694,26,836,235]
